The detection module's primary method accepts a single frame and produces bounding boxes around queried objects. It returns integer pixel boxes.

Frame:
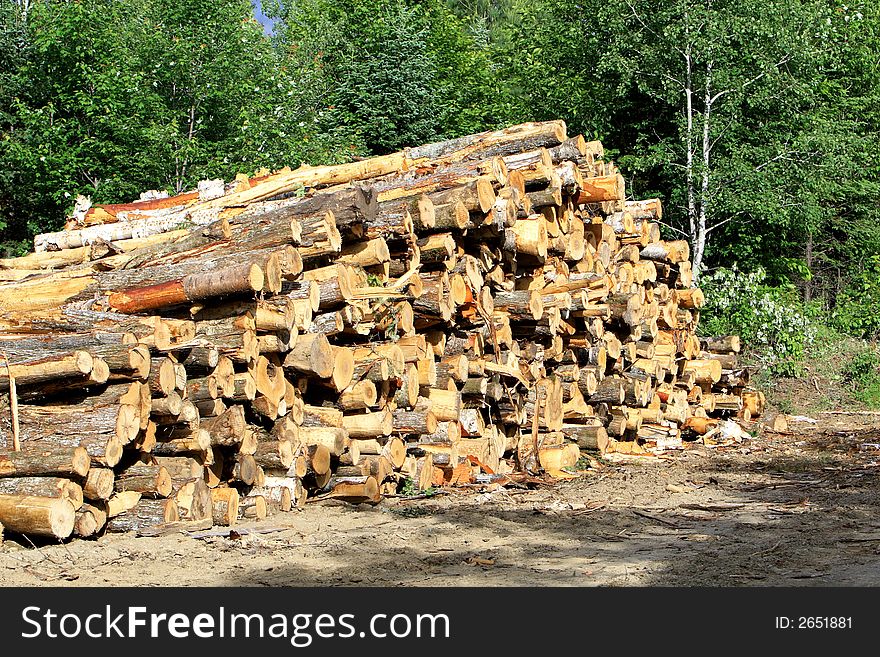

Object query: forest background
[2,0,878,406]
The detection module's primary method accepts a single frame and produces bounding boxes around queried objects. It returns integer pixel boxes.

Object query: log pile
[0,120,760,542]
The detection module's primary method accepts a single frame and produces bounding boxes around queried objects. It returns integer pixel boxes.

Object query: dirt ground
[2,410,879,587]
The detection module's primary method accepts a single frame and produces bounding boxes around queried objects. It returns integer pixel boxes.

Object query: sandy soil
[2,411,879,587]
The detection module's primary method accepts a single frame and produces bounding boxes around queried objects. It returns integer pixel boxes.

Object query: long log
[0,351,93,392]
[0,394,136,466]
[0,477,83,509]
[0,447,90,479]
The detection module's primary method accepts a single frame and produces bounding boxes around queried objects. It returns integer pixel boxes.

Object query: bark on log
[0,447,90,479]
[105,498,178,533]
[0,494,76,539]
[1,394,135,466]
[210,487,239,526]
[0,477,83,509]
[115,463,172,498]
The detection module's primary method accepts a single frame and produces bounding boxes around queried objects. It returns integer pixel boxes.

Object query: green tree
[490,0,880,297]
[0,0,350,251]
[273,0,496,153]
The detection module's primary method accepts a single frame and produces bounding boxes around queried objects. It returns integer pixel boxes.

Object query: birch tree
[495,0,856,284]
[601,0,819,281]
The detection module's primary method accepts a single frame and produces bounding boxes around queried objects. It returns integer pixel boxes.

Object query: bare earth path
[2,412,878,587]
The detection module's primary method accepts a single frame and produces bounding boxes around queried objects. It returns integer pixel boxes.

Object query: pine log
[342,408,393,438]
[320,475,381,504]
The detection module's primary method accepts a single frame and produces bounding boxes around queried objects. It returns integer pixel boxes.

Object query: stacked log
[0,120,758,543]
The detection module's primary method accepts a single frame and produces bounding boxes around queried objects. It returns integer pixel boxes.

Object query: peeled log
[576,174,625,204]
[503,217,548,258]
[538,442,580,475]
[421,388,461,422]
[0,494,75,539]
[682,359,722,384]
[300,427,347,457]
[342,408,393,438]
[339,238,391,267]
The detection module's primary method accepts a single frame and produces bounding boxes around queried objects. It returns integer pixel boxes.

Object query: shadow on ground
[223,438,880,587]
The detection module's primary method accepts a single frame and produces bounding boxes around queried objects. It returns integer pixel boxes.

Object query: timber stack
[0,120,760,543]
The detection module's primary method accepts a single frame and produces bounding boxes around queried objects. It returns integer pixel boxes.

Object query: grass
[842,347,880,407]
[756,328,880,414]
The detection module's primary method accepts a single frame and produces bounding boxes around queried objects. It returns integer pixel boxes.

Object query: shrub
[842,347,880,407]
[831,255,880,340]
[699,267,817,377]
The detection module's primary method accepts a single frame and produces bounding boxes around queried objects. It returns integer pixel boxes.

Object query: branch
[709,145,801,192]
[705,213,744,234]
[708,54,793,106]
[654,220,691,238]
[630,67,687,90]
[624,0,686,58]
[708,114,738,153]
